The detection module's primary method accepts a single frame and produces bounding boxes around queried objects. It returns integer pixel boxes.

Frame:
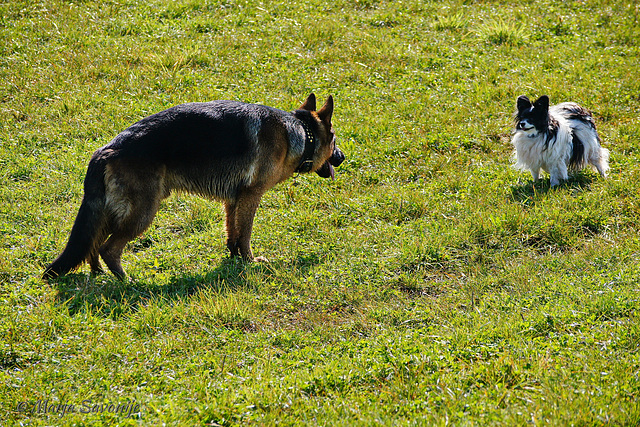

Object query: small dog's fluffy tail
[43,157,108,280]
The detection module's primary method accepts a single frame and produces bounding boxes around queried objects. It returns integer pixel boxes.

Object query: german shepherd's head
[295,93,345,180]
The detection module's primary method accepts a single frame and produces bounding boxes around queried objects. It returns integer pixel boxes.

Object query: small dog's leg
[595,164,608,178]
[549,164,568,187]
[530,169,540,182]
[592,151,609,178]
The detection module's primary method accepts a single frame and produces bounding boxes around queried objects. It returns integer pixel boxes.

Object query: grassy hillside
[1,0,639,424]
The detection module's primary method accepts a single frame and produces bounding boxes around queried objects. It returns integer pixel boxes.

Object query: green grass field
[2,0,639,424]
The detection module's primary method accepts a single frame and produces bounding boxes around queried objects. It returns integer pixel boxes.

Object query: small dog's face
[515,95,550,137]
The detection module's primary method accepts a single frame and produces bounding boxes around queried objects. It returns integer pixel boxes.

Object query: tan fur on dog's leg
[224,201,240,257]
[234,189,264,262]
[101,163,165,278]
[88,252,103,274]
[99,235,129,280]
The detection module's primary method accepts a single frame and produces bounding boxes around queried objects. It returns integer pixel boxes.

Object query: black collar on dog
[295,120,316,173]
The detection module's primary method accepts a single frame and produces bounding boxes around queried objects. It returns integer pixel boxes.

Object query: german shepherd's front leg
[234,188,267,262]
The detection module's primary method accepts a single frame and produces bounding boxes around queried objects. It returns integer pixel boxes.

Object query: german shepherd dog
[43,94,344,280]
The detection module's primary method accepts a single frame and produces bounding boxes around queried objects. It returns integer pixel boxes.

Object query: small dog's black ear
[299,93,316,111]
[318,95,333,124]
[517,95,531,111]
[534,95,550,112]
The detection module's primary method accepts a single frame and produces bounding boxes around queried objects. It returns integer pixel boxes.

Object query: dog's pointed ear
[317,95,333,123]
[534,95,550,112]
[299,93,316,111]
[517,95,531,111]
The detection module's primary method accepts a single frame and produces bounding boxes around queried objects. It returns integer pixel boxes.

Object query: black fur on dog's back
[109,102,277,200]
[555,103,597,130]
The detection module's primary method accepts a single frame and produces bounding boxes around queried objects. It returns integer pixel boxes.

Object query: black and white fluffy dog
[512,95,609,186]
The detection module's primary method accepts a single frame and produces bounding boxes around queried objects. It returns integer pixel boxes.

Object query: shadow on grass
[509,171,595,207]
[51,254,321,317]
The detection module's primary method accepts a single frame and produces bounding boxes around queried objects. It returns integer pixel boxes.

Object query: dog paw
[253,256,269,263]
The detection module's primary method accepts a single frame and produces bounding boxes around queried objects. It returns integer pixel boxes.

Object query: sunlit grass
[1,0,639,425]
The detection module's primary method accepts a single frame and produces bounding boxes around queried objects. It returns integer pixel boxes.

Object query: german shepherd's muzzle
[316,143,345,179]
[43,94,344,280]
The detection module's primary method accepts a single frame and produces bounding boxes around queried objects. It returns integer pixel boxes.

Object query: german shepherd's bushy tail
[43,156,108,280]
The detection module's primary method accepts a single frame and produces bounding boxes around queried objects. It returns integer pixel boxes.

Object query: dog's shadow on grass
[52,254,322,317]
[509,172,595,207]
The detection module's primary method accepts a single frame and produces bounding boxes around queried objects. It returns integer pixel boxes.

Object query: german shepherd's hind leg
[100,198,162,279]
[88,251,104,275]
[224,200,240,257]
[234,189,267,262]
[99,198,162,279]
[99,235,130,280]
[100,162,166,279]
